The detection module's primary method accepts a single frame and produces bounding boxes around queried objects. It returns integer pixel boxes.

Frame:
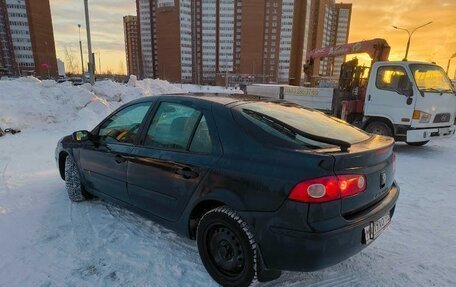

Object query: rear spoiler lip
[312,135,394,154]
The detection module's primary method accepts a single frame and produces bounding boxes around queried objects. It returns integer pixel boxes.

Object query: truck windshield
[410,64,454,93]
[237,102,370,149]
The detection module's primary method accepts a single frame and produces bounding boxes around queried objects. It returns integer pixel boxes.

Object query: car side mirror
[397,80,414,105]
[72,130,92,142]
[406,97,413,105]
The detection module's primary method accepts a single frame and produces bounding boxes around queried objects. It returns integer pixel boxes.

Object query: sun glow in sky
[50,0,456,78]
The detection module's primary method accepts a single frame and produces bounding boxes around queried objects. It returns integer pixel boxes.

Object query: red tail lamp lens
[338,174,366,197]
[289,174,366,203]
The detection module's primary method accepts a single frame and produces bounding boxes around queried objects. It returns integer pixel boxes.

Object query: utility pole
[98,52,102,75]
[84,0,94,84]
[447,52,456,75]
[78,24,84,76]
[225,55,229,89]
[392,21,432,61]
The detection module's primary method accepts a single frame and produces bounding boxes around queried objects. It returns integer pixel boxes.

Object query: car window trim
[186,113,204,151]
[138,99,219,155]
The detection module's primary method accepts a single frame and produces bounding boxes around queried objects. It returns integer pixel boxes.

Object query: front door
[365,65,415,125]
[80,102,153,202]
[127,101,221,221]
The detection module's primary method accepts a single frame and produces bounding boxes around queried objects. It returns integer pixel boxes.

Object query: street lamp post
[78,24,84,76]
[446,52,456,75]
[392,21,432,61]
[84,0,95,84]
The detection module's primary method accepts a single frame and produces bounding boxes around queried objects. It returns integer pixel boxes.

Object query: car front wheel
[64,156,87,202]
[197,206,257,287]
[365,121,393,137]
[406,140,429,146]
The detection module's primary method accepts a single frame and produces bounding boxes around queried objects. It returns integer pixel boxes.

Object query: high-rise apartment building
[332,3,352,76]
[0,0,17,75]
[308,0,352,79]
[135,0,350,85]
[124,15,142,77]
[136,0,157,79]
[0,0,57,77]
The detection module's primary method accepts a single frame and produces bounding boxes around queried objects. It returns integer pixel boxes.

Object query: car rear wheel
[406,141,429,146]
[64,156,87,202]
[365,121,393,137]
[197,206,257,287]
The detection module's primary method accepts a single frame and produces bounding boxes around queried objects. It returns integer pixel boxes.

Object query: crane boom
[306,38,391,62]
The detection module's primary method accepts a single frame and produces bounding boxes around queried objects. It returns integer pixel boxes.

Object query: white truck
[247,61,456,146]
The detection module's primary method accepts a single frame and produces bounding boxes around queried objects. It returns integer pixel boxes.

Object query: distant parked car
[55,94,399,286]
[67,77,83,86]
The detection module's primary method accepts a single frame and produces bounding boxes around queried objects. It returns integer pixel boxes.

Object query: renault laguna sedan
[55,94,399,287]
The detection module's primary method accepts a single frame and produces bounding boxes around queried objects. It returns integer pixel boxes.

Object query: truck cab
[363,61,456,145]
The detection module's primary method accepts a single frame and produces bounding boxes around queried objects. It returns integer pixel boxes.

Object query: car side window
[189,116,212,154]
[145,102,203,151]
[376,66,409,93]
[98,102,152,144]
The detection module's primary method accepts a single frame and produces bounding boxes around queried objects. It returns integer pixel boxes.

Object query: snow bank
[0,76,244,131]
[1,76,238,131]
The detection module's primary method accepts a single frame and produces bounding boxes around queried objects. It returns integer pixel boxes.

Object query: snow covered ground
[0,78,455,286]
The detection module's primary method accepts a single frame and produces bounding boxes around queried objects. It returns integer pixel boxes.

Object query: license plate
[363,214,391,244]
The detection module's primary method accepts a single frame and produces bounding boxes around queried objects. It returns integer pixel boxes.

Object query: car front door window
[376,66,409,93]
[98,102,152,144]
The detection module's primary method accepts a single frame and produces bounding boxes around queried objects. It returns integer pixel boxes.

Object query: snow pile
[0,76,244,132]
[0,77,187,131]
[0,77,102,131]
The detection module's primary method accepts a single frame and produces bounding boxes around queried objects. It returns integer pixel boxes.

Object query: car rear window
[236,102,370,149]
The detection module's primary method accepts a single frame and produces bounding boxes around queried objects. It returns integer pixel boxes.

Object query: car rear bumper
[242,182,399,272]
[406,125,455,142]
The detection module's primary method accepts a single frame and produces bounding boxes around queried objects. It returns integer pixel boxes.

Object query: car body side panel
[79,143,133,202]
[127,149,219,221]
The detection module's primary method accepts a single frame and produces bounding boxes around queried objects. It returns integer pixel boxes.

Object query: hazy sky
[50,0,456,77]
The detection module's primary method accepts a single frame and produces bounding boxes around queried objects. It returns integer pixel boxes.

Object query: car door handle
[115,154,128,164]
[175,167,199,179]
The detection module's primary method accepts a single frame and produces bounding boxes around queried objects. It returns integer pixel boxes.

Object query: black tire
[64,156,86,202]
[365,121,393,137]
[197,206,257,287]
[406,141,429,146]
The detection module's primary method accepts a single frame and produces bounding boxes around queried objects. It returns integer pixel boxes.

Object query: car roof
[127,93,271,107]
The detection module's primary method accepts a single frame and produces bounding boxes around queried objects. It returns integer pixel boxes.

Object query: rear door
[80,102,153,202]
[365,65,415,124]
[127,100,221,221]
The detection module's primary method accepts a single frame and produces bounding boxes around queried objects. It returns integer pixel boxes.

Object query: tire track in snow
[104,202,197,251]
[0,162,10,193]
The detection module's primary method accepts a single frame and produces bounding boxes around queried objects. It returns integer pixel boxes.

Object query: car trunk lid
[329,135,395,217]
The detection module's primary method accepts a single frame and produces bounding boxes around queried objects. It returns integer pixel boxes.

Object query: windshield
[237,102,370,149]
[410,64,454,93]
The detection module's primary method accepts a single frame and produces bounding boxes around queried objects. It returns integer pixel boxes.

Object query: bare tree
[63,45,78,75]
[119,60,125,76]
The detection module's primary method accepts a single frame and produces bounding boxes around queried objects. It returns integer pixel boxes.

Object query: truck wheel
[64,156,87,202]
[197,206,258,287]
[365,121,393,137]
[406,141,429,146]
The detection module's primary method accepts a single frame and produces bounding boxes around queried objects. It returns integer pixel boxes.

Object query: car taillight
[289,174,366,203]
